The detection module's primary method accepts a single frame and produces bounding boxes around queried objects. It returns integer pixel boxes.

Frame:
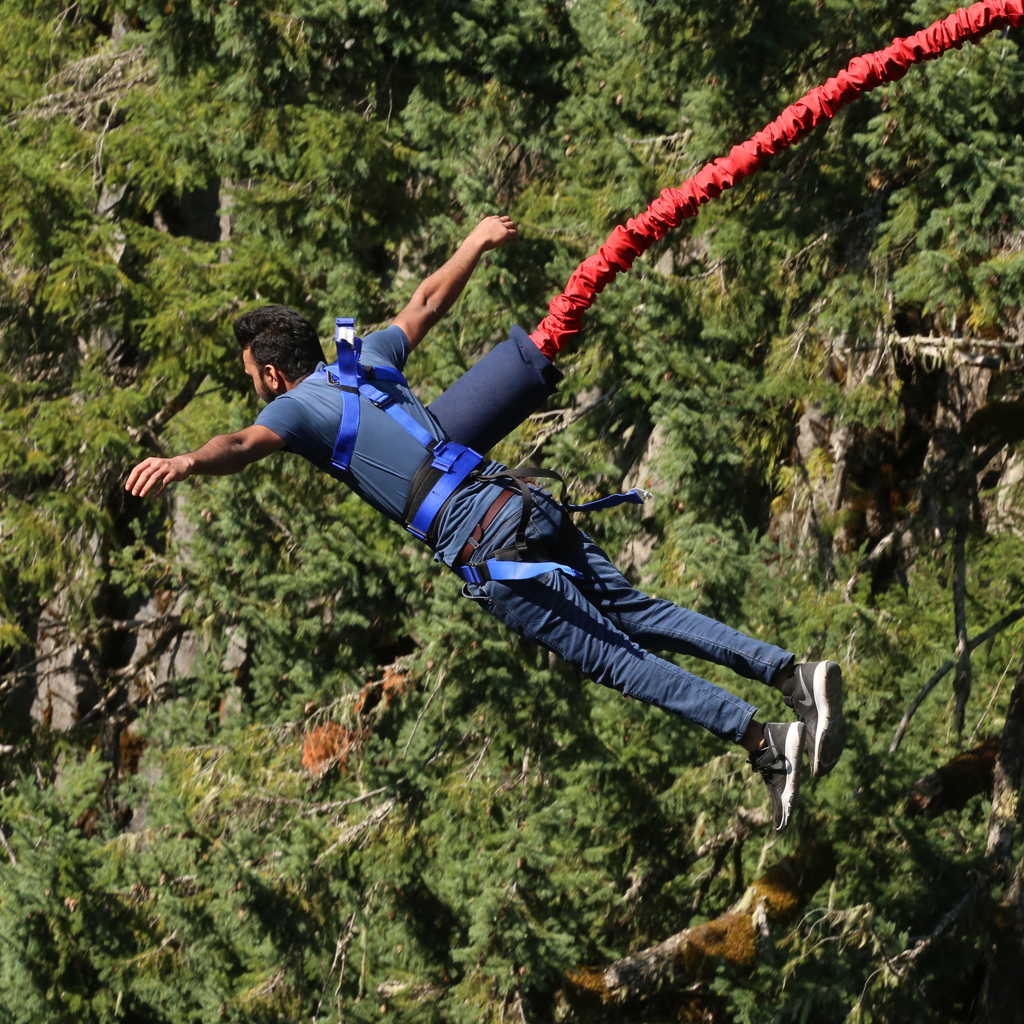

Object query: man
[126,214,845,831]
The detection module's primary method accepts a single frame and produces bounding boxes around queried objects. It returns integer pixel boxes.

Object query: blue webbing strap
[360,381,438,450]
[565,488,652,512]
[328,317,364,471]
[456,560,582,585]
[408,444,484,540]
[322,325,485,540]
[367,365,406,385]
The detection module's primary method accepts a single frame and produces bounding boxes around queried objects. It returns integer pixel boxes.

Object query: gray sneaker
[779,661,845,777]
[750,721,804,832]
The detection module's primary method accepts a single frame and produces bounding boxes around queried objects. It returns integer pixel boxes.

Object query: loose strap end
[456,560,582,585]
[565,488,652,513]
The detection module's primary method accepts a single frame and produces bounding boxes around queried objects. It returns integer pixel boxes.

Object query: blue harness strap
[323,317,485,542]
[325,315,651,585]
[407,443,483,540]
[327,319,363,472]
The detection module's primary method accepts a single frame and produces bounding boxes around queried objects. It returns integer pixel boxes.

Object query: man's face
[242,345,282,402]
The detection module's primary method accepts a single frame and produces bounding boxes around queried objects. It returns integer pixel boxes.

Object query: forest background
[2,0,1024,1021]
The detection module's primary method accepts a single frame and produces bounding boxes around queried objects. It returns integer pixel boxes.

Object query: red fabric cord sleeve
[530,0,1024,359]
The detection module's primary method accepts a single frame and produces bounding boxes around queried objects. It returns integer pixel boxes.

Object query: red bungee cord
[529,0,1024,359]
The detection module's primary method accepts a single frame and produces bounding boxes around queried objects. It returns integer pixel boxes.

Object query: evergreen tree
[2,1,1024,1021]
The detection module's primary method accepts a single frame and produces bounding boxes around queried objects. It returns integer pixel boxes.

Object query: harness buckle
[460,565,486,585]
[431,441,460,472]
[367,386,393,410]
[335,317,357,348]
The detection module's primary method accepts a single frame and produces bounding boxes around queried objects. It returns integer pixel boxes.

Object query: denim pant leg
[561,530,795,686]
[469,492,757,743]
[479,570,756,743]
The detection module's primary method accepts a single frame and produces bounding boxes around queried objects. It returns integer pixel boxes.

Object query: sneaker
[750,721,804,832]
[779,661,846,777]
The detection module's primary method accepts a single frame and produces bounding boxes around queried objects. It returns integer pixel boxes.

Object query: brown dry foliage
[302,666,412,775]
[301,722,357,775]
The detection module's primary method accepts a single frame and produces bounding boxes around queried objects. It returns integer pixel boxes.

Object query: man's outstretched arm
[125,425,286,498]
[394,215,517,350]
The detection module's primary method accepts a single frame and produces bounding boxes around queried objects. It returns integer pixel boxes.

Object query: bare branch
[519,388,618,463]
[127,372,209,451]
[246,786,389,818]
[313,799,395,867]
[952,511,972,738]
[401,669,445,761]
[890,607,1024,753]
[842,513,915,600]
[620,130,692,147]
[680,807,769,873]
[11,47,153,130]
[0,827,17,866]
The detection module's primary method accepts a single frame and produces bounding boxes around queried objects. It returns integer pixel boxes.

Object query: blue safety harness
[321,318,651,586]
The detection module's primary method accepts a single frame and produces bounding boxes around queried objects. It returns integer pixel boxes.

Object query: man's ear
[261,363,290,395]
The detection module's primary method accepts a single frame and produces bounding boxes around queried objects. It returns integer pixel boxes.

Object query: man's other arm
[125,425,286,497]
[393,215,517,350]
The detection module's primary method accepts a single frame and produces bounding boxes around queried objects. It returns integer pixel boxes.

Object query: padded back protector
[428,324,563,454]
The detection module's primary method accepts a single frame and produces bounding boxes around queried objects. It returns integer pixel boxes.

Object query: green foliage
[2,1,1024,1021]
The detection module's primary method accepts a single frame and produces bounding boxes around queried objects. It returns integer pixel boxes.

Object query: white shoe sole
[778,722,805,831]
[812,661,845,776]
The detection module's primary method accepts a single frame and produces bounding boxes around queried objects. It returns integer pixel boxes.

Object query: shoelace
[750,749,785,779]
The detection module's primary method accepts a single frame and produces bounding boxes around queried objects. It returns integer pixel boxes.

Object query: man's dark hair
[233,305,325,382]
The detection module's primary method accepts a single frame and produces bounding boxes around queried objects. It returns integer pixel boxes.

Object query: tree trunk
[978,661,1024,1023]
[568,843,836,1003]
[952,506,972,738]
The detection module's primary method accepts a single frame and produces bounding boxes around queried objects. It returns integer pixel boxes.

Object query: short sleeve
[360,324,410,373]
[254,394,308,451]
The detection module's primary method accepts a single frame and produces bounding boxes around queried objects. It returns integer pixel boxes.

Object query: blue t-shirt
[254,325,513,565]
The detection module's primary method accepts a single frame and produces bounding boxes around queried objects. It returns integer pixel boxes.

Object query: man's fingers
[126,459,152,493]
[126,459,171,497]
[149,470,170,497]
[134,464,161,497]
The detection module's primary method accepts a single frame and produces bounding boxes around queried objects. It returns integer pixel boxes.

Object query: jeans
[462,489,794,744]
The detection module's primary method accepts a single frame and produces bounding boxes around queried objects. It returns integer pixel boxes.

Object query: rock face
[29,496,202,732]
[31,604,98,732]
[772,339,1022,584]
[124,592,198,709]
[619,423,667,578]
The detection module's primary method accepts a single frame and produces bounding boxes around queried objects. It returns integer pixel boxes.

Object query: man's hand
[126,454,193,497]
[466,214,518,253]
[125,426,285,498]
[394,213,519,349]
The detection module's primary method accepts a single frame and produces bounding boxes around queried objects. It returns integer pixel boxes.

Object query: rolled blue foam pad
[428,324,563,455]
